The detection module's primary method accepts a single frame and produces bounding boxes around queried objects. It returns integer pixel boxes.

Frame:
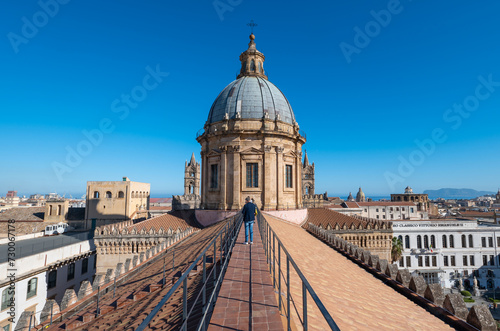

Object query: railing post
[269,225,272,273]
[202,254,207,306]
[287,255,291,331]
[50,301,53,325]
[96,286,100,316]
[303,282,308,331]
[163,257,166,286]
[278,244,282,312]
[183,276,188,331]
[213,241,217,286]
[273,231,276,288]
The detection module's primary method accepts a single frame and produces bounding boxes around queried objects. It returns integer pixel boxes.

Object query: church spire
[303,150,309,167]
[237,33,268,80]
[189,152,196,166]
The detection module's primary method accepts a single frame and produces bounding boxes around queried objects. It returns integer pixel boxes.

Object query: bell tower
[184,153,200,195]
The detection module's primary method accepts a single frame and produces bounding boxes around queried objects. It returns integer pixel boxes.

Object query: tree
[391,236,404,264]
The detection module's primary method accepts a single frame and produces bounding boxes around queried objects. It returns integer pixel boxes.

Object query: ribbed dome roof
[207,76,296,125]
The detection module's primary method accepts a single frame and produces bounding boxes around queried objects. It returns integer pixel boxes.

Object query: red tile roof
[0,207,44,221]
[127,213,191,233]
[150,206,172,210]
[343,202,360,208]
[150,198,172,203]
[306,208,390,230]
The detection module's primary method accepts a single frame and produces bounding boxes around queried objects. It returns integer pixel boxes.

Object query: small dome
[206,76,296,125]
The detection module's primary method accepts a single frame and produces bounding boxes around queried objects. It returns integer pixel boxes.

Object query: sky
[1,0,499,198]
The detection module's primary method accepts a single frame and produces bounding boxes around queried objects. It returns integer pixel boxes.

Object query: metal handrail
[136,212,242,331]
[257,212,340,331]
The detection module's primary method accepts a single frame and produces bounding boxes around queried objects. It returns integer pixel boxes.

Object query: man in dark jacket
[242,196,256,244]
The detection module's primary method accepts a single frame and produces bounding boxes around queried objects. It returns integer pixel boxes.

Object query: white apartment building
[393,219,500,289]
[0,239,96,330]
[339,201,428,220]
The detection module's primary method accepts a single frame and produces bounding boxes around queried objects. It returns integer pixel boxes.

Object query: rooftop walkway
[265,215,454,330]
[208,222,283,331]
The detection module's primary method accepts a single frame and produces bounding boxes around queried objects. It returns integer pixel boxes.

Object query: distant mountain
[424,188,495,199]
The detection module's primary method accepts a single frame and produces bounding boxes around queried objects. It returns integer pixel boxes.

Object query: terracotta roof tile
[0,207,44,221]
[127,213,191,233]
[306,208,390,230]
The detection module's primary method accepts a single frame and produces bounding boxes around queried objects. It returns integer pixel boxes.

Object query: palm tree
[391,236,403,264]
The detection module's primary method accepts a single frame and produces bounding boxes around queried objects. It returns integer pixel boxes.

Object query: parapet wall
[195,210,237,227]
[262,209,308,225]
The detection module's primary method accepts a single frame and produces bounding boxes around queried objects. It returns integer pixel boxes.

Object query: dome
[206,76,296,125]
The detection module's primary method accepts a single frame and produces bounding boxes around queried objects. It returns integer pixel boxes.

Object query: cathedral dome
[206,76,296,125]
[206,34,296,126]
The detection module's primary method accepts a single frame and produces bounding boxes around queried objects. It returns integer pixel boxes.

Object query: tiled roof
[0,207,44,221]
[127,212,192,232]
[306,208,390,230]
[44,221,228,330]
[266,215,453,330]
[150,198,172,203]
[343,202,360,208]
[459,211,495,218]
[150,206,172,210]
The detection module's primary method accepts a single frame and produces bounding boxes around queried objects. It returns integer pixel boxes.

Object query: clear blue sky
[1,0,499,198]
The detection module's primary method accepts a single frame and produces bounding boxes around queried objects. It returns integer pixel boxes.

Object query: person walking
[242,196,257,244]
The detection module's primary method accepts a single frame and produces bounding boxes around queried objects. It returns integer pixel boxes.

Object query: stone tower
[302,151,315,196]
[184,153,200,195]
[172,153,201,210]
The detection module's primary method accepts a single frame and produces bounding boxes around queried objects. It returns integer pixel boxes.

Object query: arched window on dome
[250,60,255,72]
[258,62,262,73]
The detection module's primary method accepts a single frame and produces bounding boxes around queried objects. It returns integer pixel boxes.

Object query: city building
[0,236,95,330]
[5,191,19,207]
[393,219,500,288]
[338,201,429,220]
[85,177,150,229]
[391,186,429,212]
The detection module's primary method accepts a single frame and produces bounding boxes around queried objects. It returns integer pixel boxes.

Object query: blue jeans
[244,221,254,243]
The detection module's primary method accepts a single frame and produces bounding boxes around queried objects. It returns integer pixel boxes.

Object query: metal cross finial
[247,20,257,34]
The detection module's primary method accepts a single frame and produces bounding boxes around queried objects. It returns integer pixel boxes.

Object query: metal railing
[257,212,340,331]
[137,212,243,331]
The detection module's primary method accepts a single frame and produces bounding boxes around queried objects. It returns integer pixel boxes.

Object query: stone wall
[94,221,193,274]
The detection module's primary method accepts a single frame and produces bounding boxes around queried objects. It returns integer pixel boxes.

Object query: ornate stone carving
[276,147,284,153]
[264,145,272,152]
